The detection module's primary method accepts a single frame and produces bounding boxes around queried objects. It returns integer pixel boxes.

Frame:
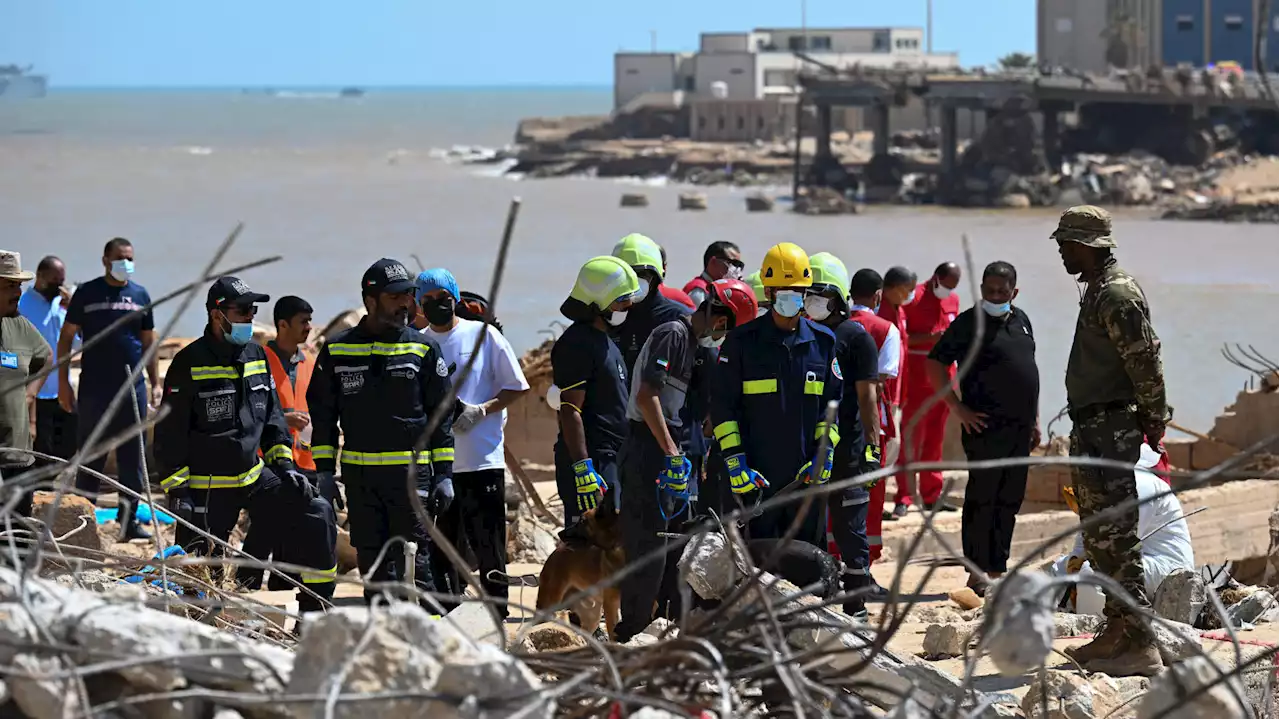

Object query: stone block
[443,601,503,647]
[1052,612,1103,637]
[1225,588,1277,627]
[1138,655,1250,719]
[922,622,976,658]
[30,491,101,555]
[1154,569,1208,626]
[1149,620,1203,662]
[1021,671,1096,719]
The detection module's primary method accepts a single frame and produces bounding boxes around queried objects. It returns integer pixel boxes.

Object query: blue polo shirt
[65,277,154,391]
[18,288,76,399]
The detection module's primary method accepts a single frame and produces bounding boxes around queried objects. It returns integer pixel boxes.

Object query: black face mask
[423,296,456,326]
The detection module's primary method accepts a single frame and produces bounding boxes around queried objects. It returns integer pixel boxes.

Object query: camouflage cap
[1051,205,1116,248]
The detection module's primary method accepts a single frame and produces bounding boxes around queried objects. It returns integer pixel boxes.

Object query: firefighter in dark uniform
[307,258,457,607]
[711,243,843,541]
[610,233,691,374]
[155,277,337,613]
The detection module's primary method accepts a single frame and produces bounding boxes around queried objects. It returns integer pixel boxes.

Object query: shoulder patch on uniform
[832,357,843,380]
[435,356,448,377]
[655,358,668,369]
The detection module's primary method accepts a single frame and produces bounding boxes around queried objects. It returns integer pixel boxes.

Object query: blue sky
[3,1,1035,87]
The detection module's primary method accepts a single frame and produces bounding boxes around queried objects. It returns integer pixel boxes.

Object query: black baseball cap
[362,258,416,296]
[206,276,269,310]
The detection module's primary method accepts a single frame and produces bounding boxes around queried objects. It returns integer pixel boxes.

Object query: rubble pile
[792,186,860,215]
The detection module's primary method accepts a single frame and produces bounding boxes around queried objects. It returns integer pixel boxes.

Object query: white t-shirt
[422,318,529,473]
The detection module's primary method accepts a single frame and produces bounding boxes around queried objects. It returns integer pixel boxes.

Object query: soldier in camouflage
[1055,205,1170,678]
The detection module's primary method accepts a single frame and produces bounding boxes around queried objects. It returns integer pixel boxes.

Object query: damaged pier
[797,69,1280,207]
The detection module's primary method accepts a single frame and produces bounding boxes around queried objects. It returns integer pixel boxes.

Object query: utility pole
[802,0,808,46]
[927,0,934,54]
[650,30,657,53]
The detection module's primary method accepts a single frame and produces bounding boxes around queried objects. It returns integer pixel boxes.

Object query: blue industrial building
[1162,0,1279,71]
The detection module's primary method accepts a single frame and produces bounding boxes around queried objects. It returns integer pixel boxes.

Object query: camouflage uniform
[1057,205,1171,642]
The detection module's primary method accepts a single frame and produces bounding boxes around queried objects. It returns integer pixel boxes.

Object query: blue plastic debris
[93,501,176,526]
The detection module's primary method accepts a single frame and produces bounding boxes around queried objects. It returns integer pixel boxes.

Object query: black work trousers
[553,441,619,529]
[177,467,337,611]
[343,462,453,610]
[34,399,77,461]
[75,381,147,529]
[960,421,1033,574]
[613,428,674,643]
[434,468,508,618]
[828,479,872,613]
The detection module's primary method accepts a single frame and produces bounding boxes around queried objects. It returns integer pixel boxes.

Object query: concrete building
[1037,0,1279,73]
[613,26,960,110]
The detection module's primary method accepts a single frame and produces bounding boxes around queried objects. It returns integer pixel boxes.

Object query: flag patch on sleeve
[655,358,668,369]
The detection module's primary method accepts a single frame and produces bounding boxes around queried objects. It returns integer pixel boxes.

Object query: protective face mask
[636,278,651,300]
[773,290,804,318]
[110,259,135,282]
[905,289,916,304]
[755,306,769,318]
[220,314,254,345]
[932,284,953,300]
[698,334,725,349]
[803,295,831,322]
[606,310,628,326]
[982,300,1012,317]
[724,264,744,280]
[423,297,456,326]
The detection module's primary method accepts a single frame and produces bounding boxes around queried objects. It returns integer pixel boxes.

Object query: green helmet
[744,271,767,304]
[611,233,664,280]
[569,256,641,310]
[809,252,850,308]
[1051,205,1116,249]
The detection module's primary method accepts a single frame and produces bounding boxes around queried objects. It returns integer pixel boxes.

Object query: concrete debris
[678,532,746,601]
[620,192,649,208]
[885,696,932,719]
[986,571,1057,677]
[642,617,675,639]
[1224,587,1278,627]
[444,601,504,647]
[922,622,977,659]
[793,186,859,215]
[1052,612,1103,638]
[1138,655,1250,719]
[519,623,587,653]
[912,605,966,625]
[1149,619,1205,662]
[678,192,708,210]
[1155,569,1209,626]
[1021,671,1096,719]
[8,652,84,719]
[507,499,558,565]
[289,603,550,719]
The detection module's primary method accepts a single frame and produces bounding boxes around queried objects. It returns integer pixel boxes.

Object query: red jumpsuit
[899,284,959,506]
[873,302,906,560]
[850,308,897,562]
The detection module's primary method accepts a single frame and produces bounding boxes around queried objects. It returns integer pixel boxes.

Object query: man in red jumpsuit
[898,262,961,514]
[876,266,915,521]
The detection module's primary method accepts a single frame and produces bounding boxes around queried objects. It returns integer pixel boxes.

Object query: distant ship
[0,65,47,99]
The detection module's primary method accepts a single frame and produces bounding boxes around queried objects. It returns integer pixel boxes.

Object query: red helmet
[708,278,758,328]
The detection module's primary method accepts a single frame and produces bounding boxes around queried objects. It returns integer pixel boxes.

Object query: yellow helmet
[744,271,767,304]
[612,233,664,280]
[760,243,812,288]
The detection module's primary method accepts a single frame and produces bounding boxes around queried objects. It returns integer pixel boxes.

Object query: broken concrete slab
[1155,569,1208,626]
[1150,620,1206,662]
[1138,655,1250,719]
[8,653,84,719]
[1052,612,1103,638]
[1021,671,1096,719]
[443,601,503,647]
[922,623,977,659]
[1225,588,1277,627]
[987,572,1057,678]
[518,623,586,653]
[678,532,746,601]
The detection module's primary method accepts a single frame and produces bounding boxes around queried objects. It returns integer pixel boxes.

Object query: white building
[614,27,961,110]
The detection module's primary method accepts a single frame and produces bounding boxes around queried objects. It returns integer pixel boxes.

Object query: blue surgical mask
[905,289,916,304]
[773,290,804,318]
[981,300,1012,317]
[110,259,135,282]
[228,322,254,345]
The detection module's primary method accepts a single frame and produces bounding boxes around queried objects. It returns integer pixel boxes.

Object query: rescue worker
[615,278,757,642]
[899,262,961,514]
[744,271,769,316]
[155,277,336,613]
[804,254,881,618]
[683,241,744,307]
[611,234,691,375]
[417,268,530,618]
[876,265,913,521]
[711,243,842,541]
[847,269,902,589]
[1056,205,1168,676]
[308,258,457,606]
[238,296,333,591]
[550,256,641,528]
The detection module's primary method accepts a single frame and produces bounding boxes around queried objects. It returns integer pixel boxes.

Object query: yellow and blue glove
[572,459,608,512]
[797,446,835,485]
[658,454,692,498]
[725,453,768,495]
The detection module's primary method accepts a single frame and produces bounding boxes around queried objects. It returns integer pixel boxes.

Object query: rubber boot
[1084,634,1164,677]
[118,498,152,541]
[843,573,871,619]
[1064,620,1125,665]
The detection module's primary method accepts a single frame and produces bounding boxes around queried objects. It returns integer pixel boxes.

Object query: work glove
[453,401,487,435]
[657,454,692,498]
[796,446,835,485]
[572,458,608,512]
[281,467,316,503]
[166,490,194,522]
[317,471,345,512]
[429,476,455,515]
[725,453,768,495]
[859,444,883,485]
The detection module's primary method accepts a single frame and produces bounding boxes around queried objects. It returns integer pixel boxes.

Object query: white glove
[454,401,487,434]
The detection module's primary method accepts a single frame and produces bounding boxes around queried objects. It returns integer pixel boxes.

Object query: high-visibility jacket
[264,348,317,471]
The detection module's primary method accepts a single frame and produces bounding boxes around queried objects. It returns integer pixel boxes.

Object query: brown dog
[536,504,625,638]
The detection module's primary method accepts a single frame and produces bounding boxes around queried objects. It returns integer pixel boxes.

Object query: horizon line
[46,83,613,92]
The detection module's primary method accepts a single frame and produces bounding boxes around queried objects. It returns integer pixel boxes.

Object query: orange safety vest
[263,348,316,471]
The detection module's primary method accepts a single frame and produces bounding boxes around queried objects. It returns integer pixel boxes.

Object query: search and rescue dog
[537,504,626,639]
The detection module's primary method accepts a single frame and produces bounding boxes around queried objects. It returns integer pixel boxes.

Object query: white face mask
[933,283,953,300]
[755,306,769,318]
[636,278,651,300]
[773,290,804,318]
[725,265,744,281]
[698,335,725,349]
[606,310,628,326]
[110,259,135,282]
[905,289,916,304]
[803,295,831,321]
[981,300,1011,317]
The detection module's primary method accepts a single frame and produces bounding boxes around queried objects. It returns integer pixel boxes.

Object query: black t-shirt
[552,320,630,454]
[929,306,1039,426]
[615,290,692,378]
[830,318,880,477]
